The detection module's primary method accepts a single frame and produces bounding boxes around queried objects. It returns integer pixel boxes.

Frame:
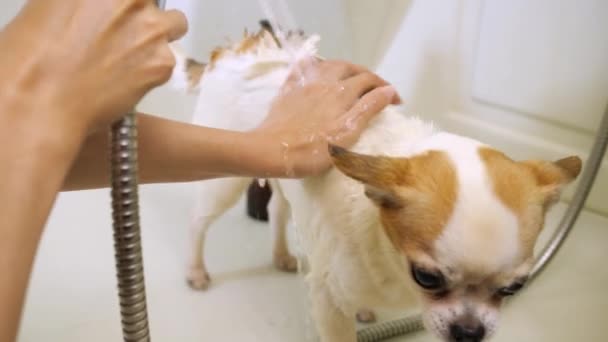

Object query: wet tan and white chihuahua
[169,24,582,342]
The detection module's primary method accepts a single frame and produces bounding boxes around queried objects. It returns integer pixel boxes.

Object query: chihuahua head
[329,134,582,342]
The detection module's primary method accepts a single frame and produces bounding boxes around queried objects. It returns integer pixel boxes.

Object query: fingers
[161,9,188,41]
[147,8,187,87]
[318,60,368,81]
[336,85,398,144]
[283,58,403,108]
[342,72,390,101]
[285,59,372,85]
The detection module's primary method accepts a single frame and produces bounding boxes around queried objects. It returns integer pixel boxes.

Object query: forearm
[63,113,280,191]
[0,99,85,341]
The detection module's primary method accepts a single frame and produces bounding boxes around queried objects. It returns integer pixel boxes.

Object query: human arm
[0,1,187,340]
[0,87,88,342]
[63,60,400,190]
[63,113,274,190]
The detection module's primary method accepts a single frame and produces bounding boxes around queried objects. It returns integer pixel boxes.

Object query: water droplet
[345,116,357,130]
[281,141,295,177]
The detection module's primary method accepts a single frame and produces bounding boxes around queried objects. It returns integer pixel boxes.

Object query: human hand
[254,58,400,177]
[0,0,187,132]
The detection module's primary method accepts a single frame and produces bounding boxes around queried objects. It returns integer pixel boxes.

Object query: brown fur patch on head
[329,145,458,255]
[479,147,582,256]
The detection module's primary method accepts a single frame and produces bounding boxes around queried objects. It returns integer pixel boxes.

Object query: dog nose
[449,323,485,341]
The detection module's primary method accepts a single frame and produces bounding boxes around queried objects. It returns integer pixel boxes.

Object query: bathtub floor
[18,182,608,342]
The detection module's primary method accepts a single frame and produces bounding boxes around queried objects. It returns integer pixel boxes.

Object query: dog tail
[168,43,206,94]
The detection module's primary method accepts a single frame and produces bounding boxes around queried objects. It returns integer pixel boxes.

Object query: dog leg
[188,178,250,290]
[268,182,297,272]
[310,280,357,342]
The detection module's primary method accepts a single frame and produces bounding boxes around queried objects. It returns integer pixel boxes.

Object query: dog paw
[356,309,377,324]
[187,268,211,290]
[273,253,298,273]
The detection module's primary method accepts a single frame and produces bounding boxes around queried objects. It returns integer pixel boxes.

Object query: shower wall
[374,0,608,215]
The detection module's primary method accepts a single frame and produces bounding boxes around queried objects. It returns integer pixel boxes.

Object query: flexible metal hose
[109,2,165,342]
[110,112,150,342]
[529,105,608,281]
[356,103,608,342]
[357,315,424,342]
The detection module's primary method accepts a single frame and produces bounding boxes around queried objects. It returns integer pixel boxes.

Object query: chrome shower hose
[109,3,164,342]
[110,112,150,342]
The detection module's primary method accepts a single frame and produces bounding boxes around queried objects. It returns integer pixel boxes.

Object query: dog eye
[497,282,524,297]
[411,266,445,290]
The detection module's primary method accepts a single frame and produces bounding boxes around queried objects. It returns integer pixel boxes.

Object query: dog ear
[521,156,582,207]
[328,144,408,209]
[363,186,404,209]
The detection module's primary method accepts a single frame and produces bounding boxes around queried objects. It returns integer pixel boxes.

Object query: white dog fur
[169,26,581,342]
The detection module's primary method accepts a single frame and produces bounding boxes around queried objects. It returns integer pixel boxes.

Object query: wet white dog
[169,24,581,342]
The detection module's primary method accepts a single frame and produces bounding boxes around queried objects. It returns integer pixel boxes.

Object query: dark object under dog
[245,20,288,223]
[246,180,272,221]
